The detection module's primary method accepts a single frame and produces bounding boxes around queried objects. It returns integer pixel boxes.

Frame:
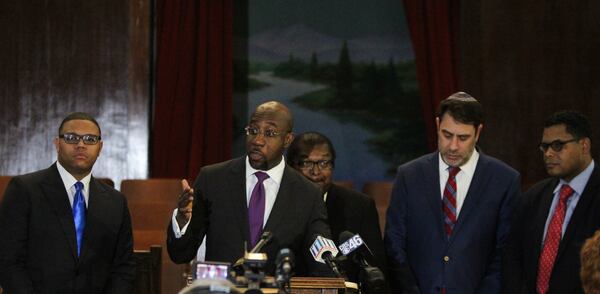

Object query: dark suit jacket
[167,157,332,276]
[326,184,386,282]
[503,164,600,294]
[0,164,135,294]
[385,152,521,294]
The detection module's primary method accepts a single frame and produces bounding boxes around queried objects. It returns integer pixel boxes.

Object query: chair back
[362,181,394,238]
[121,179,185,294]
[333,180,354,190]
[0,176,13,204]
[95,177,115,188]
[134,245,162,294]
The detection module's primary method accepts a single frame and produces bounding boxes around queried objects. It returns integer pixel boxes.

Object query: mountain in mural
[249,24,414,63]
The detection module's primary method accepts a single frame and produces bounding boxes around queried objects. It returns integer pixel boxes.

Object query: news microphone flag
[310,236,338,263]
[338,233,365,256]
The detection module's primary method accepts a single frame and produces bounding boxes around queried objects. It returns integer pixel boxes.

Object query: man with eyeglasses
[504,110,600,294]
[0,112,135,293]
[385,92,521,294]
[167,101,333,277]
[286,132,387,285]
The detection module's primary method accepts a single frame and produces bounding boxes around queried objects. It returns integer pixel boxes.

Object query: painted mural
[243,0,426,188]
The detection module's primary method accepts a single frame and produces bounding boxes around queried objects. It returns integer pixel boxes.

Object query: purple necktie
[249,171,269,247]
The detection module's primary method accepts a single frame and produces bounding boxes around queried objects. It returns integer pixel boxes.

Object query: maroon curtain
[152,0,233,181]
[403,0,460,151]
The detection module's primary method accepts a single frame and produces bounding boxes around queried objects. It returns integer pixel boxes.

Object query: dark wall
[0,0,151,186]
[460,0,600,188]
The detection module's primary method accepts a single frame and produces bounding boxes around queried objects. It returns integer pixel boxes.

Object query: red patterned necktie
[536,184,575,294]
[442,166,460,237]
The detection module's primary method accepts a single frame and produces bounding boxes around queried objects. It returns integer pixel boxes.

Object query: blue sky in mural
[249,0,409,37]
[248,0,413,63]
[247,0,426,189]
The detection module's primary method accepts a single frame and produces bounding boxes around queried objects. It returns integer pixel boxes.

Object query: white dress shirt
[542,160,594,242]
[56,161,91,208]
[172,156,286,237]
[438,150,479,216]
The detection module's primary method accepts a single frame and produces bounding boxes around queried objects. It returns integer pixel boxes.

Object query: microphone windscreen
[310,235,338,263]
[276,248,293,264]
[339,230,355,244]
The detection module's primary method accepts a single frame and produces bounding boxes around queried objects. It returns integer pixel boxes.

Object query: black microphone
[338,231,375,266]
[338,231,385,293]
[275,248,295,288]
[232,231,273,277]
[250,231,273,253]
[310,235,342,277]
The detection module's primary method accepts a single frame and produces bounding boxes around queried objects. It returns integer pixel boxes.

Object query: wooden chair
[0,176,13,204]
[362,181,394,238]
[121,179,186,294]
[134,245,162,294]
[96,177,115,188]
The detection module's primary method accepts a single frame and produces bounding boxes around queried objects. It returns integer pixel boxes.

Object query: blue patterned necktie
[73,181,86,256]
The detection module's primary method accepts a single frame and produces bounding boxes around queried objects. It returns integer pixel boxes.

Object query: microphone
[338,231,385,293]
[250,231,273,253]
[232,231,273,277]
[338,231,374,265]
[310,235,342,277]
[275,248,295,288]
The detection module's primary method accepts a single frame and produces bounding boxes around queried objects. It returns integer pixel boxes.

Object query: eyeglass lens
[539,139,577,152]
[61,133,100,145]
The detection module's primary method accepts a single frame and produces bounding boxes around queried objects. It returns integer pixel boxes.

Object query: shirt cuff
[171,208,191,238]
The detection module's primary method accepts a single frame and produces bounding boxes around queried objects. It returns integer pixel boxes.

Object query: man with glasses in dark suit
[167,101,333,276]
[0,112,135,294]
[504,110,600,294]
[286,132,387,285]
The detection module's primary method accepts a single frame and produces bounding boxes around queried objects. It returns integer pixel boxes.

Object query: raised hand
[176,179,194,227]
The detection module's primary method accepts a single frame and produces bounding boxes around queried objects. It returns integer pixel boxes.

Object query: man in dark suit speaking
[286,131,386,283]
[504,110,600,294]
[0,112,135,294]
[385,92,521,294]
[167,101,332,276]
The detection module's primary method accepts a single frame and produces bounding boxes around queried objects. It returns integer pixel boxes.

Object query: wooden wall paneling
[0,0,150,188]
[459,0,600,188]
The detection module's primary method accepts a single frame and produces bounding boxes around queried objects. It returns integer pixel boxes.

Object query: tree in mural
[309,52,318,83]
[333,41,354,107]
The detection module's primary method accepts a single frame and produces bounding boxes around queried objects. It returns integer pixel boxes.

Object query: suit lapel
[40,164,78,260]
[530,179,559,267]
[325,185,342,233]
[229,158,251,244]
[556,166,600,260]
[424,153,446,241]
[449,155,490,242]
[264,165,295,233]
[78,177,106,263]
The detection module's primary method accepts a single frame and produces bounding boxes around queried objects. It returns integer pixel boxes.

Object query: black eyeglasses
[59,133,102,145]
[298,160,333,170]
[538,138,578,152]
[244,126,286,138]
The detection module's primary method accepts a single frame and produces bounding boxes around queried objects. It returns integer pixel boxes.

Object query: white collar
[245,155,286,184]
[56,160,92,193]
[438,148,480,175]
